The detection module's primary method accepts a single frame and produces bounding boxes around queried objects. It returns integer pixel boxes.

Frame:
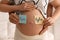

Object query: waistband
[15,28,48,40]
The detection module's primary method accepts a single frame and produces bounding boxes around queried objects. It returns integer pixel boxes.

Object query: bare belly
[16,9,44,36]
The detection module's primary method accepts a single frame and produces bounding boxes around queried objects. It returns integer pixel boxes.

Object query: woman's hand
[18,2,36,11]
[44,17,55,27]
[9,13,19,24]
[39,17,55,35]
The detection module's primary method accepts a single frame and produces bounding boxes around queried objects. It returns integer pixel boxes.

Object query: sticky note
[35,15,44,24]
[19,15,27,24]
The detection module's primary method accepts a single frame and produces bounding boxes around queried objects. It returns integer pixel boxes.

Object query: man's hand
[9,13,19,24]
[18,2,36,11]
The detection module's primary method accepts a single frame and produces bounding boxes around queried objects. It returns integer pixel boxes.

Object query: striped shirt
[0,0,54,18]
[14,0,53,18]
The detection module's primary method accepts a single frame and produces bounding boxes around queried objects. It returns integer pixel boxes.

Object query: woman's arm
[52,7,60,21]
[44,0,60,27]
[39,0,60,35]
[47,3,53,17]
[44,0,60,26]
[51,0,60,21]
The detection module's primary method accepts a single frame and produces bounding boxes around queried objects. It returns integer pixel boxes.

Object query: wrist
[52,16,56,21]
[9,5,19,12]
[13,5,19,11]
[17,5,23,11]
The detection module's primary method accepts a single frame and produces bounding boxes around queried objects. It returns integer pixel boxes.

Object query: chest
[9,0,49,18]
[9,0,49,8]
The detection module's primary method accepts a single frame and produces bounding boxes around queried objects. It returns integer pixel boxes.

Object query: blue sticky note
[19,15,27,24]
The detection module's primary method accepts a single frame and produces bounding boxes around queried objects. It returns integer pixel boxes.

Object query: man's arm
[0,0,19,12]
[0,0,28,12]
[0,4,19,12]
[0,0,36,12]
[0,0,9,4]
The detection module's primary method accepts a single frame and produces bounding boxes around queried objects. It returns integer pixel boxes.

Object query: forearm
[52,7,60,20]
[47,3,53,17]
[0,4,19,12]
[0,2,26,12]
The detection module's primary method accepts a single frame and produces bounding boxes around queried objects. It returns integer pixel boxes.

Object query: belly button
[29,22,34,24]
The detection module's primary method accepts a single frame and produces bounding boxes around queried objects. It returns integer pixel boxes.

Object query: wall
[0,12,16,40]
[54,17,60,40]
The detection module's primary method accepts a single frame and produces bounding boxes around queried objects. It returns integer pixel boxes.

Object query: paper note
[19,15,27,24]
[35,15,44,24]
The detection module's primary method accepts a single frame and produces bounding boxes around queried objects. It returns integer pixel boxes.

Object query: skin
[40,0,60,34]
[0,0,60,36]
[0,0,35,12]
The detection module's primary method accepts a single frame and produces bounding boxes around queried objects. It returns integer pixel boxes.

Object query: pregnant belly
[16,9,44,36]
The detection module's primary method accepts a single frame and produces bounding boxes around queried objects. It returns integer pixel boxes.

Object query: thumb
[39,26,48,35]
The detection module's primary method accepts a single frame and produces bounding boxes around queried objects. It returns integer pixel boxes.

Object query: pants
[14,28,54,40]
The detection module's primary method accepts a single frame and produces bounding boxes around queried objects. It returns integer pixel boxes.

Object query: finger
[9,13,19,20]
[39,17,53,35]
[44,20,50,26]
[24,5,34,10]
[43,19,49,24]
[39,26,48,35]
[40,24,49,34]
[9,16,19,23]
[9,14,19,22]
[9,17,19,24]
[24,3,35,8]
[24,8,34,11]
[43,20,53,28]
[40,28,48,34]
[44,24,48,28]
[25,2,34,6]
[44,22,51,27]
[9,18,17,24]
[47,17,53,23]
[44,21,53,27]
[44,18,52,26]
[46,18,54,25]
[41,21,53,34]
[9,16,19,22]
[12,13,19,20]
[44,17,50,22]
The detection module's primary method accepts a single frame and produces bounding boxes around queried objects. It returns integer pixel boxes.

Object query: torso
[16,9,44,36]
[15,0,47,36]
[9,0,53,36]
